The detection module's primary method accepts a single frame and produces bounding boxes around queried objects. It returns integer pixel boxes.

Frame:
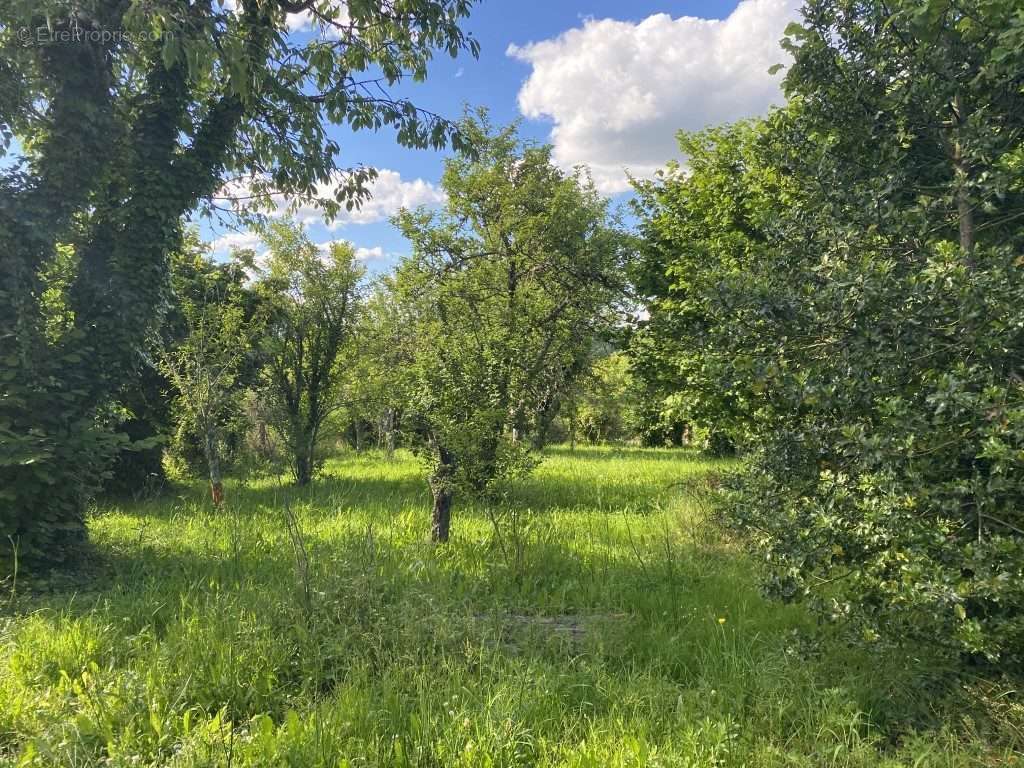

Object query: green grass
[0,447,1019,766]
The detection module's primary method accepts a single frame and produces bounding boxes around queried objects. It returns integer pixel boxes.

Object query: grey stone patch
[475,612,629,648]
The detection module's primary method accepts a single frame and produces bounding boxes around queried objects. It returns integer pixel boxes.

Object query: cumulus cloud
[324,170,446,230]
[207,230,263,257]
[316,241,388,262]
[209,231,391,270]
[507,0,800,193]
[220,0,349,36]
[215,168,445,230]
[353,245,386,261]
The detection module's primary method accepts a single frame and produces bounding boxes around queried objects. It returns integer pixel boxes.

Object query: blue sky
[4,1,799,269]
[188,1,805,269]
[206,0,801,269]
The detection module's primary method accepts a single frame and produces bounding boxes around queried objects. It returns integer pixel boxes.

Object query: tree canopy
[255,220,364,485]
[392,115,631,540]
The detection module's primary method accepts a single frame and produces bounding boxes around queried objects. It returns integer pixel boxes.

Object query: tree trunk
[256,419,271,459]
[951,92,975,265]
[429,443,455,542]
[293,424,318,485]
[532,397,561,451]
[203,427,224,507]
[957,181,974,257]
[384,408,396,459]
[294,444,313,486]
[431,484,453,543]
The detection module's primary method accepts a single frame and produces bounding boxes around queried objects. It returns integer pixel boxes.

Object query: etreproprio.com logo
[17,21,172,46]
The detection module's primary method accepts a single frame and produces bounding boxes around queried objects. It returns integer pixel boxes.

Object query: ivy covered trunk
[0,2,263,568]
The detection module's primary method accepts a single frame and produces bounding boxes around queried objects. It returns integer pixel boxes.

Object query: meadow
[0,447,1019,767]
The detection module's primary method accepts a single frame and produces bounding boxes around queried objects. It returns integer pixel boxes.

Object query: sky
[201,0,803,270]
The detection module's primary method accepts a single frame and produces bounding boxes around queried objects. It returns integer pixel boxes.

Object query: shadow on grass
[22,515,950,740]
[12,449,959,746]
[228,471,430,516]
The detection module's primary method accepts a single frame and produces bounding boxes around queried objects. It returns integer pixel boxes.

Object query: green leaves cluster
[159,235,268,502]
[563,350,644,446]
[634,0,1024,667]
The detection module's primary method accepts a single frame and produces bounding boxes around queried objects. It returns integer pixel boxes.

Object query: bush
[633,0,1024,669]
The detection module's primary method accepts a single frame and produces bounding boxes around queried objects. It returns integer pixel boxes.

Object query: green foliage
[343,277,422,456]
[102,369,172,499]
[635,0,1024,667]
[563,350,643,445]
[392,113,630,537]
[255,220,364,485]
[0,0,479,568]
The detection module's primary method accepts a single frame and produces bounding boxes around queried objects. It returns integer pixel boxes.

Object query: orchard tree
[160,246,264,506]
[568,350,642,445]
[630,121,784,456]
[394,115,630,541]
[0,0,478,565]
[256,220,363,485]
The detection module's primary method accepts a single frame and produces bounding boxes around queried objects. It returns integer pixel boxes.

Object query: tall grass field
[1,448,1020,766]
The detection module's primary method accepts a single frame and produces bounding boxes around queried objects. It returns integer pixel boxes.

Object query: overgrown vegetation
[0,0,478,567]
[633,0,1024,669]
[391,114,630,540]
[254,221,365,486]
[3,449,1019,766]
[2,0,1024,760]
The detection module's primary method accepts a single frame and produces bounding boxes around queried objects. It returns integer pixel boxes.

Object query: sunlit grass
[0,447,1018,766]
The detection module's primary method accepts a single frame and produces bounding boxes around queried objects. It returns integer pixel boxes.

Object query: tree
[157,244,264,505]
[636,0,1024,667]
[630,121,778,458]
[0,0,478,566]
[256,220,363,485]
[393,115,630,541]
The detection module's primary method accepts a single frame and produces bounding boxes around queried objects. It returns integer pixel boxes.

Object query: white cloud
[215,168,445,229]
[324,169,446,230]
[353,245,385,261]
[220,0,349,36]
[209,231,391,271]
[315,240,397,268]
[507,0,800,193]
[316,240,387,262]
[208,230,263,257]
